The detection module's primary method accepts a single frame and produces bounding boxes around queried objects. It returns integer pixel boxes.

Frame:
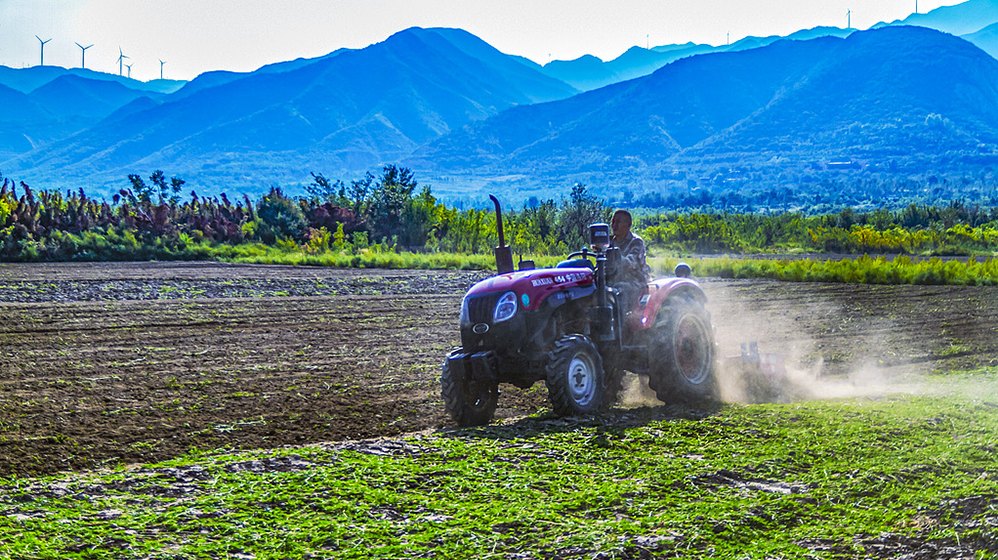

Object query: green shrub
[256,187,307,243]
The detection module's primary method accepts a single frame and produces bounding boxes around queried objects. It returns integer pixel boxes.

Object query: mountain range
[0,27,580,194]
[534,26,855,92]
[0,75,178,161]
[0,0,997,205]
[409,25,998,203]
[530,0,998,92]
[965,22,998,58]
[889,0,998,35]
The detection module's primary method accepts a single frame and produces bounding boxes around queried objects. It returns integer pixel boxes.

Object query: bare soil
[2,261,997,477]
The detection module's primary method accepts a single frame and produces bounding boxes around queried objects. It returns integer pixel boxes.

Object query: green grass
[218,244,566,271]
[654,254,998,286]
[223,244,998,286]
[2,375,997,559]
[13,227,998,286]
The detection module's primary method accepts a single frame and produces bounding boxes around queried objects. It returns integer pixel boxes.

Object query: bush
[256,187,307,244]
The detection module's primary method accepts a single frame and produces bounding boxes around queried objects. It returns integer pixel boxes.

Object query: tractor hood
[466,267,594,312]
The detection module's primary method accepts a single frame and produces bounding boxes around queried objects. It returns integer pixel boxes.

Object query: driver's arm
[619,237,647,276]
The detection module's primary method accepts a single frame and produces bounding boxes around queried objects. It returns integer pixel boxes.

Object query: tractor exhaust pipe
[489,194,514,274]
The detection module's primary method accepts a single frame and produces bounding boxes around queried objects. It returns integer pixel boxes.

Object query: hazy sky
[0,0,962,82]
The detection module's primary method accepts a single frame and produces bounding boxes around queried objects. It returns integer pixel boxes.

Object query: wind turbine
[76,42,93,69]
[117,46,129,76]
[158,59,166,80]
[125,63,132,78]
[35,35,52,66]
[847,9,851,29]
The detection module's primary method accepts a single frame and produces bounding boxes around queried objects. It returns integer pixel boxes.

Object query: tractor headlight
[459,296,471,328]
[493,291,518,323]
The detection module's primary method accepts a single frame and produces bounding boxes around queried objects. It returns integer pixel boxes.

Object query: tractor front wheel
[545,335,604,416]
[441,350,498,427]
[647,298,717,403]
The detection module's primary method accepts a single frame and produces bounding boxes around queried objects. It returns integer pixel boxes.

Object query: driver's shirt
[611,231,651,284]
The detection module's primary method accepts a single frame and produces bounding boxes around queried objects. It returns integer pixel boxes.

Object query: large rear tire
[647,298,717,403]
[441,349,497,427]
[545,335,604,416]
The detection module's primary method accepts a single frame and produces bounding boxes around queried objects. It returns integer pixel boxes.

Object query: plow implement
[721,341,788,403]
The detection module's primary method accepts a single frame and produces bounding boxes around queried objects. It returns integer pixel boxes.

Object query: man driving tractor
[441,196,717,426]
[609,209,651,315]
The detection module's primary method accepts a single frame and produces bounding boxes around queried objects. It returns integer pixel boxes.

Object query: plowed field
[2,262,997,477]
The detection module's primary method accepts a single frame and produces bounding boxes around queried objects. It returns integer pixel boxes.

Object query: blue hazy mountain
[169,49,351,101]
[411,26,998,194]
[539,0,998,94]
[0,73,164,161]
[537,26,854,91]
[0,83,50,159]
[887,0,998,35]
[0,66,184,163]
[5,24,997,201]
[964,22,998,58]
[0,83,48,123]
[0,65,184,95]
[542,55,619,91]
[0,71,172,163]
[28,75,161,119]
[1,27,578,194]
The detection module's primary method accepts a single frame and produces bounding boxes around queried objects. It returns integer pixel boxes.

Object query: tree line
[2,167,998,263]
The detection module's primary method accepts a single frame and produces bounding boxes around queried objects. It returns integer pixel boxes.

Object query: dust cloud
[709,294,920,404]
[616,285,922,408]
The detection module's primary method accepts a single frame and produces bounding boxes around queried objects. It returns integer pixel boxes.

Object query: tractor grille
[466,292,501,325]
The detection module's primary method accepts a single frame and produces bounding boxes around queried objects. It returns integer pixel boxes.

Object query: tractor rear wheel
[647,298,717,403]
[441,349,498,427]
[545,335,604,416]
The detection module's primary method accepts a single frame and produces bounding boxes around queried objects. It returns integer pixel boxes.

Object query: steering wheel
[562,248,596,269]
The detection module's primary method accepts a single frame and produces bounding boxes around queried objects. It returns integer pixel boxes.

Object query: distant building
[826,160,860,170]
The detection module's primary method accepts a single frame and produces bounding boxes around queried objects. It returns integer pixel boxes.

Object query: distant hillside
[4,23,998,206]
[411,26,998,201]
[537,27,853,91]
[539,0,998,94]
[688,27,998,163]
[0,27,578,195]
[891,0,998,35]
[170,50,350,100]
[965,22,998,58]
[0,65,185,164]
[0,65,184,95]
[566,0,998,95]
[29,75,159,119]
[0,84,49,159]
[542,55,619,91]
[0,83,48,124]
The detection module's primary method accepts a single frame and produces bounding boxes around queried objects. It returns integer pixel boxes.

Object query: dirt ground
[1,261,997,477]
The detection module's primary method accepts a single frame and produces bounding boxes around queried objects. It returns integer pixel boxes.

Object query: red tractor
[441,196,717,426]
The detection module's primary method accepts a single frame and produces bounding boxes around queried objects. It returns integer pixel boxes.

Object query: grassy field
[219,244,998,286]
[655,255,998,286]
[2,374,996,559]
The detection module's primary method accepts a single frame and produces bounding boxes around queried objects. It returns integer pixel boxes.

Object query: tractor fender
[630,277,708,331]
[522,284,597,350]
